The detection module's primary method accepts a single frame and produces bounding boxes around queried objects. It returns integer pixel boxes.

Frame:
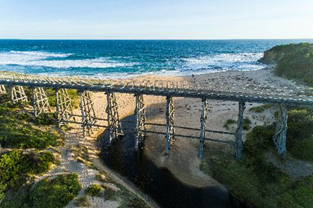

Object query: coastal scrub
[259,43,313,86]
[201,108,313,207]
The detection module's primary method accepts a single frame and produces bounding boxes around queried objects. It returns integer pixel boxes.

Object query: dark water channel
[99,116,234,208]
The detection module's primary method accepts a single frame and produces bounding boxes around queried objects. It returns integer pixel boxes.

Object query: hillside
[259,43,313,86]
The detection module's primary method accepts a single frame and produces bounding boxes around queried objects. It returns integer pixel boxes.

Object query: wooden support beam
[106,92,123,145]
[0,85,6,95]
[235,101,246,159]
[79,91,96,137]
[80,91,86,137]
[10,86,28,104]
[55,88,74,126]
[134,94,147,151]
[32,87,50,117]
[199,99,209,159]
[165,96,175,155]
[273,104,288,157]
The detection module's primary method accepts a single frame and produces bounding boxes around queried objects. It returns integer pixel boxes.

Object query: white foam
[181,53,264,71]
[9,51,72,58]
[0,51,137,69]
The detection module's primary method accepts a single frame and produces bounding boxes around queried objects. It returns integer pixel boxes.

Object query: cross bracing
[79,91,96,137]
[32,87,50,117]
[10,85,28,104]
[55,88,74,125]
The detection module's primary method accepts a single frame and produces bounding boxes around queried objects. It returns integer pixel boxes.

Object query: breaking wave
[181,53,264,72]
[0,51,136,69]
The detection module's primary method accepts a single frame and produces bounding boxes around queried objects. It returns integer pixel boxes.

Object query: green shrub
[223,119,236,130]
[286,108,313,161]
[29,174,81,208]
[249,105,272,113]
[0,150,24,200]
[25,151,55,174]
[244,125,275,156]
[0,104,60,149]
[0,150,57,200]
[0,116,59,149]
[243,118,251,130]
[75,196,91,207]
[223,118,251,131]
[0,184,32,208]
[45,88,79,108]
[85,184,102,196]
[0,118,59,149]
[33,113,57,126]
[259,43,313,86]
[201,107,313,208]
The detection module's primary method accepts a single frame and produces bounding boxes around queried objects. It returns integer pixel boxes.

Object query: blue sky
[0,0,312,39]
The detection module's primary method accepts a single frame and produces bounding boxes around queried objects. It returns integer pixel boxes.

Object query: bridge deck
[0,71,312,106]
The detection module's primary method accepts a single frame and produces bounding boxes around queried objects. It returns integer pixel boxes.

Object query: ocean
[0,39,312,78]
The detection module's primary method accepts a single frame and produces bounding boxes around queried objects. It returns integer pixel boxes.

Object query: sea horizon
[1,39,313,79]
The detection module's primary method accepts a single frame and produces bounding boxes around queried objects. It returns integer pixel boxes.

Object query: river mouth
[99,115,233,208]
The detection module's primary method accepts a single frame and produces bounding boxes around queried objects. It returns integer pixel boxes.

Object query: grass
[28,174,81,208]
[201,107,313,208]
[22,87,79,109]
[223,119,236,130]
[223,118,251,131]
[0,103,61,149]
[0,184,33,208]
[0,150,56,200]
[75,196,91,207]
[85,184,102,197]
[243,118,251,130]
[249,104,272,113]
[45,88,80,109]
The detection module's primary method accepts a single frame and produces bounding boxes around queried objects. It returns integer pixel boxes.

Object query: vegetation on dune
[28,174,81,208]
[22,87,79,109]
[286,108,313,161]
[0,184,33,208]
[223,118,251,131]
[0,103,60,149]
[85,184,102,197]
[0,94,61,203]
[45,88,79,109]
[75,196,91,207]
[259,43,313,86]
[223,119,236,130]
[0,150,56,200]
[201,108,313,208]
[249,104,272,113]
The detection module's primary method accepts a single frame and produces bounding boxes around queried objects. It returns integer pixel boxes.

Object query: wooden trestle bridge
[0,72,312,159]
